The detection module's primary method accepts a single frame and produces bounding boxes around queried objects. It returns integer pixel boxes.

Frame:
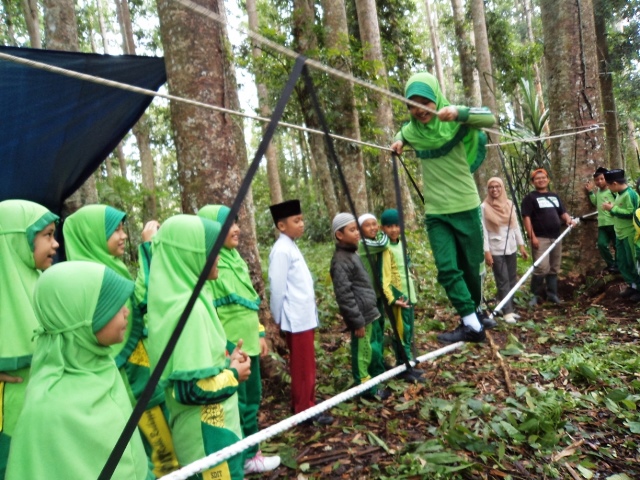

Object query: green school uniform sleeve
[172,368,239,405]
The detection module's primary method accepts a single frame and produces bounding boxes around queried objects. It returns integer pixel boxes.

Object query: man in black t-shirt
[521,168,575,306]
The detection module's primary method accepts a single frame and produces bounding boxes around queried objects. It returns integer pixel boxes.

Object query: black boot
[529,275,545,306]
[546,275,561,304]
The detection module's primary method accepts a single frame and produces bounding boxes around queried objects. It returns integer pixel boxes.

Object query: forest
[2,0,640,478]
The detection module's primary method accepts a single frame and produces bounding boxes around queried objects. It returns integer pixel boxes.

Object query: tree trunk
[2,0,18,45]
[321,0,369,214]
[246,0,283,205]
[292,0,340,219]
[469,0,500,183]
[450,0,481,106]
[354,0,416,224]
[593,0,621,169]
[44,0,99,214]
[116,0,157,220]
[21,0,41,48]
[627,118,639,170]
[156,0,267,324]
[424,0,446,97]
[540,0,605,273]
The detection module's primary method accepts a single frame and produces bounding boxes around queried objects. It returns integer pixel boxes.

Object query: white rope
[485,124,602,147]
[0,49,603,152]
[158,341,463,480]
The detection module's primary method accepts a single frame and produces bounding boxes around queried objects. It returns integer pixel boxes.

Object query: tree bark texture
[626,119,639,170]
[21,0,41,48]
[321,0,369,215]
[450,0,481,106]
[116,0,158,220]
[156,0,267,320]
[424,0,446,97]
[354,0,416,224]
[593,0,621,169]
[292,0,340,220]
[44,0,99,214]
[246,0,283,205]
[540,0,605,272]
[469,0,500,184]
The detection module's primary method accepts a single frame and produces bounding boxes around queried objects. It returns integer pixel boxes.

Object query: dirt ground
[255,272,640,479]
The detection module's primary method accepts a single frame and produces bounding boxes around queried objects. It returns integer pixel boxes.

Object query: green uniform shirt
[610,187,638,239]
[588,188,615,227]
[388,241,416,303]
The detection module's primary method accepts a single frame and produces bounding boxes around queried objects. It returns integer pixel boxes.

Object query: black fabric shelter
[0,46,166,214]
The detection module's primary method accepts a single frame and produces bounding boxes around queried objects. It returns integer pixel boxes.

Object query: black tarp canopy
[0,46,166,214]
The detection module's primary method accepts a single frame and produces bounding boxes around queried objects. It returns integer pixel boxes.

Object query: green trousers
[425,208,484,317]
[392,305,415,363]
[350,320,385,393]
[597,226,616,267]
[236,355,262,461]
[616,235,640,286]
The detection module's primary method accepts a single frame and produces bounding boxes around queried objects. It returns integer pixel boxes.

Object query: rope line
[0,50,603,151]
[158,342,464,480]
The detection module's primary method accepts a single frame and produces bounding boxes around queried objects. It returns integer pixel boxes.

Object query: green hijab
[5,261,152,480]
[401,72,487,172]
[147,214,228,382]
[197,205,260,311]
[63,204,130,279]
[0,199,59,371]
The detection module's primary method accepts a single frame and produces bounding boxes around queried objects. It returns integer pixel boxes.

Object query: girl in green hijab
[6,261,153,480]
[390,72,496,344]
[63,204,179,476]
[147,214,251,480]
[0,199,59,479]
[197,205,280,474]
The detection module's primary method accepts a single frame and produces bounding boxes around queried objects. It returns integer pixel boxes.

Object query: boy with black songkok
[268,200,333,425]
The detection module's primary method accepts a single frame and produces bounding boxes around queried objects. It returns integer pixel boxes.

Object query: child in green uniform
[0,200,59,479]
[6,261,152,480]
[390,72,496,343]
[147,214,251,480]
[330,213,389,399]
[358,213,418,380]
[585,167,617,272]
[602,169,640,300]
[63,205,179,476]
[197,205,280,474]
[380,209,419,375]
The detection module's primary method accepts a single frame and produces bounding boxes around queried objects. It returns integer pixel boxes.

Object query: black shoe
[362,388,391,401]
[620,287,637,298]
[409,366,425,375]
[398,370,423,383]
[477,310,497,330]
[437,324,486,344]
[302,413,334,426]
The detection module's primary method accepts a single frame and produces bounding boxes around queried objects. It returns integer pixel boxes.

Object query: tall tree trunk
[116,0,157,220]
[43,0,99,213]
[540,0,605,273]
[469,0,500,184]
[627,118,639,170]
[321,0,369,214]
[292,0,340,219]
[156,0,267,323]
[593,0,621,169]
[424,0,446,96]
[354,0,416,224]
[450,0,481,106]
[246,0,283,205]
[21,0,41,48]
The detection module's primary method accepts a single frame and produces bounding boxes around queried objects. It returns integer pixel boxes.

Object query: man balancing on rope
[390,72,496,344]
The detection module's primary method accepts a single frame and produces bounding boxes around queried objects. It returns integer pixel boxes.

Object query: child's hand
[394,297,410,308]
[354,327,365,338]
[259,337,269,357]
[602,201,613,211]
[437,106,459,122]
[141,220,161,242]
[390,140,404,154]
[230,339,248,364]
[0,372,23,383]
[231,355,251,382]
[584,181,594,192]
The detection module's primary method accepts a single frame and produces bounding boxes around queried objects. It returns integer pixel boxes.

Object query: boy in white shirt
[268,200,333,425]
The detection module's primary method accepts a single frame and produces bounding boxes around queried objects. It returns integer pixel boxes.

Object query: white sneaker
[512,313,521,320]
[503,313,517,324]
[244,451,281,474]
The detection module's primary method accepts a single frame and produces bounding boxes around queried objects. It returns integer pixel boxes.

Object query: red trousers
[285,329,316,413]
